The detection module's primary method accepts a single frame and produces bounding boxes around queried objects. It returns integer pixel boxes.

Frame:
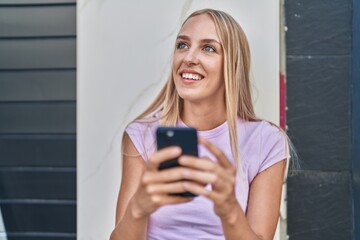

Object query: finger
[142,167,187,184]
[182,169,217,185]
[143,165,218,186]
[145,181,198,195]
[147,146,182,170]
[151,194,193,207]
[179,156,236,194]
[179,156,231,181]
[182,181,212,197]
[178,155,218,171]
[183,182,231,204]
[210,173,236,193]
[199,137,233,169]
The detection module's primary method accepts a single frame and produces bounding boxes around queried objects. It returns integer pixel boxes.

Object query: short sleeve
[125,121,157,161]
[258,122,289,173]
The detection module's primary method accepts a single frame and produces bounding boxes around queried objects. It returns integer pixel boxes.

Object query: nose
[183,48,199,66]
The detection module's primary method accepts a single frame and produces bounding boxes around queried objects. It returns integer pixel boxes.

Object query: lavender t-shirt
[125,117,288,240]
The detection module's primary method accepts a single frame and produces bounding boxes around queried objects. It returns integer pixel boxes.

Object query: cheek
[172,61,181,77]
[214,61,224,83]
[172,53,182,67]
[207,62,223,81]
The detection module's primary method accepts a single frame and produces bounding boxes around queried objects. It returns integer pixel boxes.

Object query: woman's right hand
[129,146,194,219]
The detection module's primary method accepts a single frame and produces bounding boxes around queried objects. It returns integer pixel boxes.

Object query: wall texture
[77,1,282,238]
[0,0,76,239]
[352,0,360,237]
[285,0,354,239]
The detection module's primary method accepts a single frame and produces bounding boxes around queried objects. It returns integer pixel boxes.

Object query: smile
[181,73,203,81]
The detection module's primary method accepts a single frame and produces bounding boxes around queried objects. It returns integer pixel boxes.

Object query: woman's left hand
[178,137,240,221]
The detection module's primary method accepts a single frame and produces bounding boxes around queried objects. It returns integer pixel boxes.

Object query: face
[172,13,224,105]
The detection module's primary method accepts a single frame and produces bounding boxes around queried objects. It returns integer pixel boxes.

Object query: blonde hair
[132,9,259,171]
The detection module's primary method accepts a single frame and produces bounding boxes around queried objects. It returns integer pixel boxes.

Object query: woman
[110,8,289,240]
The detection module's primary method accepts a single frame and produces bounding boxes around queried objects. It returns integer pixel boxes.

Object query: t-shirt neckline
[177,119,228,138]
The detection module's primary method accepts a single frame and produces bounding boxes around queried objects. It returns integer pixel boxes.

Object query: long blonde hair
[132,9,259,170]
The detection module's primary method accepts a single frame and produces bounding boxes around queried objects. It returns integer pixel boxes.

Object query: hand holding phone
[156,127,198,197]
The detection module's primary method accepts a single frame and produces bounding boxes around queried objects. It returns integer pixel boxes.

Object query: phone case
[156,126,198,197]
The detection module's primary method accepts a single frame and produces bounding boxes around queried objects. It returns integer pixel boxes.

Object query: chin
[177,91,203,103]
[175,82,206,102]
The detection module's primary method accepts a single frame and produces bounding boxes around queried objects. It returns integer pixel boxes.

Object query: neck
[181,101,227,131]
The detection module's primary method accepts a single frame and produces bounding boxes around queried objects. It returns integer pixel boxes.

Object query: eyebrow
[176,35,221,46]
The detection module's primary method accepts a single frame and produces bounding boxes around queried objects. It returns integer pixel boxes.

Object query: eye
[176,42,188,49]
[203,45,215,52]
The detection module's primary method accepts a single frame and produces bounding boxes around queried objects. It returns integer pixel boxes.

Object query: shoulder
[236,118,283,140]
[258,121,288,173]
[261,120,283,134]
[258,121,286,148]
[126,117,159,136]
[124,117,160,161]
[236,118,288,173]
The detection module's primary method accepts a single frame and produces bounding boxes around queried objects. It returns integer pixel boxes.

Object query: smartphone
[156,126,198,197]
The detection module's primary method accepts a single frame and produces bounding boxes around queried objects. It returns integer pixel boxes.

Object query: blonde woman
[110,9,289,240]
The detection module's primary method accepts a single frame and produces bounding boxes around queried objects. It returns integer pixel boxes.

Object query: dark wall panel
[0,70,76,101]
[0,103,75,134]
[0,6,75,37]
[287,171,353,240]
[286,0,352,55]
[0,203,76,232]
[6,236,75,240]
[0,38,75,70]
[0,170,75,199]
[352,0,360,238]
[287,56,351,171]
[0,0,77,238]
[285,0,354,239]
[0,0,75,4]
[0,136,75,167]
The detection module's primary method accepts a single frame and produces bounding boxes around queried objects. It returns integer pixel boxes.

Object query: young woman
[110,9,289,240]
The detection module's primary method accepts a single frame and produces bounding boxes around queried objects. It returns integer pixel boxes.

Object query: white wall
[77,1,280,239]
[0,208,7,240]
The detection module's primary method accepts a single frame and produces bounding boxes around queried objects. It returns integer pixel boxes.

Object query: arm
[110,133,194,240]
[221,159,286,240]
[110,133,148,240]
[178,137,286,240]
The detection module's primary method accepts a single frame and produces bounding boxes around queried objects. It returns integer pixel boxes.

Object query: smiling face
[172,13,224,106]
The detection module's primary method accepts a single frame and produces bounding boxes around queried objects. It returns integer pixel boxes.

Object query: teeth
[182,73,203,80]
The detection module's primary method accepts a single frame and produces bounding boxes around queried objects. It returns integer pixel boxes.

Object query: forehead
[179,13,220,41]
